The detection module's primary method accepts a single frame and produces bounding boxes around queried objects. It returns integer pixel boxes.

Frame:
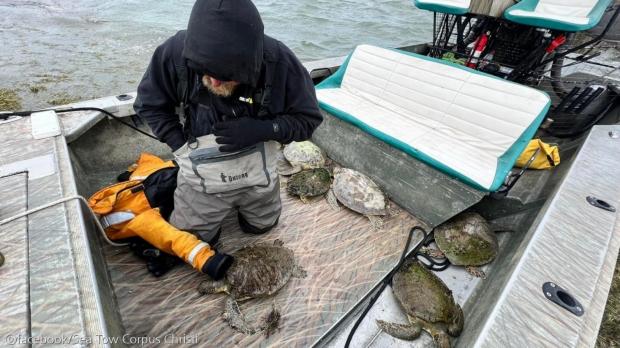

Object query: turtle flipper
[223,297,259,335]
[326,189,340,211]
[376,319,422,340]
[197,280,228,295]
[262,303,281,338]
[367,215,384,230]
[420,246,445,259]
[466,266,486,279]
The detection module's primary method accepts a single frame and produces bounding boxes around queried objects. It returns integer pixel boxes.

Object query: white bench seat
[315,45,551,191]
[504,0,612,31]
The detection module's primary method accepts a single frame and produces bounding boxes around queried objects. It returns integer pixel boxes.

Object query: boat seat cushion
[315,45,550,192]
[504,0,612,31]
[413,0,471,15]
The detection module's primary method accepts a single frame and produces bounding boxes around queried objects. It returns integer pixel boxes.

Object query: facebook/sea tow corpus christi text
[2,334,199,346]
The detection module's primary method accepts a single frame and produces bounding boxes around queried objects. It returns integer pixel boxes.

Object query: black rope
[1,107,159,141]
[344,226,434,348]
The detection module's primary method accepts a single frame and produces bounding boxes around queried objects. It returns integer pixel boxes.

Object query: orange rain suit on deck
[88,153,216,273]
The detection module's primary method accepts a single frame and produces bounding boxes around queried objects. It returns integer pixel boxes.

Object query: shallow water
[0,0,431,109]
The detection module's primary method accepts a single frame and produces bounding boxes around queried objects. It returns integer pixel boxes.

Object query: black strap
[177,36,280,121]
[255,36,280,118]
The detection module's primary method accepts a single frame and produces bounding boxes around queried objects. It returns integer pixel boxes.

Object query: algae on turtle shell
[287,168,331,203]
[422,212,499,278]
[434,212,498,267]
[282,141,326,173]
[377,259,463,348]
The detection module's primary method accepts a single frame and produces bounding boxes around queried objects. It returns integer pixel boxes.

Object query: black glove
[213,118,279,152]
[202,252,234,280]
[129,238,181,277]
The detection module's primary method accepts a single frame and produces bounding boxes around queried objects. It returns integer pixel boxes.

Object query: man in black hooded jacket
[133,0,322,275]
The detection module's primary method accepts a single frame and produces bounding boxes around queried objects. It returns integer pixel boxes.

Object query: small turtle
[327,167,387,229]
[423,212,499,278]
[198,240,306,335]
[281,141,326,175]
[377,259,463,348]
[287,168,331,203]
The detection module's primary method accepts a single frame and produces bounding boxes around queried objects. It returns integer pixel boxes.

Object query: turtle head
[198,280,229,295]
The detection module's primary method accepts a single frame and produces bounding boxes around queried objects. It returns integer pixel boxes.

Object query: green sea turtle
[198,240,306,335]
[376,259,463,348]
[423,212,499,278]
[327,167,387,229]
[280,141,326,175]
[287,168,332,203]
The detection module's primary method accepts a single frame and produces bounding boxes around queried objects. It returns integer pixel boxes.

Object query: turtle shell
[283,141,326,170]
[392,259,463,327]
[287,168,331,198]
[434,212,498,266]
[226,243,296,299]
[332,168,386,216]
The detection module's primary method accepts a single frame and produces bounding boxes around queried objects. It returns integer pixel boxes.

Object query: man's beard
[202,76,239,97]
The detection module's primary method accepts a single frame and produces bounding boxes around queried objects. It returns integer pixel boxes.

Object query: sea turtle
[327,167,387,229]
[0,251,4,268]
[280,141,326,175]
[423,212,499,278]
[287,168,332,203]
[198,240,306,335]
[376,259,463,348]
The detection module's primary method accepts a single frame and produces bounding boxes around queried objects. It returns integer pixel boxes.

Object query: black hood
[183,0,264,86]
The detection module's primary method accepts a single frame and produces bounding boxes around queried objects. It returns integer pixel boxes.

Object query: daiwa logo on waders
[220,172,249,183]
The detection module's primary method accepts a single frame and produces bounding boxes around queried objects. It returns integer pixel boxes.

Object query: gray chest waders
[170,136,282,238]
[174,135,279,194]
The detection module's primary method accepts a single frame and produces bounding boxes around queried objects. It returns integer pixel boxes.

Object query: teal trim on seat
[413,0,469,15]
[316,54,352,89]
[504,0,612,32]
[316,45,551,192]
[490,103,550,191]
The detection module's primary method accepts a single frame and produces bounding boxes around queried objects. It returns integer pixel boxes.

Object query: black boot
[238,213,279,235]
[128,238,181,277]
